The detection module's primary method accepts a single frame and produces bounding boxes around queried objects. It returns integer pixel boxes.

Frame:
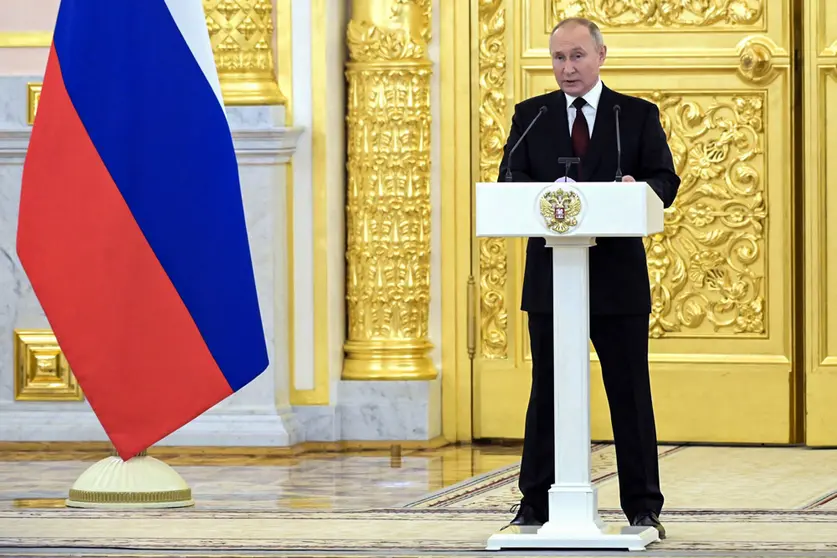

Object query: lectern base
[486,524,659,551]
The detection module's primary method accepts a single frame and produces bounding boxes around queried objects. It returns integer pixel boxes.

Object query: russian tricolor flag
[16,0,268,460]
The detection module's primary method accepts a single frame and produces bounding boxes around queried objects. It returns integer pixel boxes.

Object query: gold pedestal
[343,339,437,381]
[219,72,285,106]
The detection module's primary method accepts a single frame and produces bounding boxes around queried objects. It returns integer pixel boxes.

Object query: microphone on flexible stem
[504,105,548,182]
[613,104,623,182]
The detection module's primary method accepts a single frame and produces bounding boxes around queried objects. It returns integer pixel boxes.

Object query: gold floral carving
[347,0,431,61]
[552,0,763,28]
[479,0,509,360]
[343,0,437,380]
[203,0,284,105]
[641,92,766,338]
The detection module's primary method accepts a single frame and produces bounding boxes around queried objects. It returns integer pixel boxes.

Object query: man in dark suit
[497,17,680,539]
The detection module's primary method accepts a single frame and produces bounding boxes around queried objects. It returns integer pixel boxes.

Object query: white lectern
[476,180,664,552]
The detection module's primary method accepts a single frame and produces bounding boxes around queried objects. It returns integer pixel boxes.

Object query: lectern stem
[544,237,603,532]
[551,243,592,485]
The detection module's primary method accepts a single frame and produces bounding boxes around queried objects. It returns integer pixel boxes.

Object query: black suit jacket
[497,83,680,315]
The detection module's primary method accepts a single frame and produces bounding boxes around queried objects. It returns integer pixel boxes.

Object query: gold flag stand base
[65,447,194,509]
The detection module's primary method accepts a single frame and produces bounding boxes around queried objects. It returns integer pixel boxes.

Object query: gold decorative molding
[203,0,285,105]
[642,92,766,338]
[67,488,191,505]
[478,0,509,360]
[27,83,42,125]
[0,32,52,48]
[14,330,83,401]
[551,0,764,28]
[824,39,837,65]
[342,0,437,380]
[737,36,779,84]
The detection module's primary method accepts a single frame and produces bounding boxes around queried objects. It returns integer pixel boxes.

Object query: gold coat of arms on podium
[539,188,582,234]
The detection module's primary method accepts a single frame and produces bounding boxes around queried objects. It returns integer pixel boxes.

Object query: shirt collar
[564,78,603,110]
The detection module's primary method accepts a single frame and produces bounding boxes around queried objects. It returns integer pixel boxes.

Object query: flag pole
[65,444,194,508]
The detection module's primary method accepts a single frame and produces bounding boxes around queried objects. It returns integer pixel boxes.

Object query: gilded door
[803,0,837,446]
[471,0,805,443]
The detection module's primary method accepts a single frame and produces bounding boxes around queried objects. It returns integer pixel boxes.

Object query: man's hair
[550,17,604,48]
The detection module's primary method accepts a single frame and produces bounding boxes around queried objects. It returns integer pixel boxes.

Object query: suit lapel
[580,84,614,181]
[546,91,574,178]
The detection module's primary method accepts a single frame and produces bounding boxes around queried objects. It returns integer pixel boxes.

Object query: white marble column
[0,77,302,447]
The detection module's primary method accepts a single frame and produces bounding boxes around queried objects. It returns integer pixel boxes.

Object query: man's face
[549,23,606,97]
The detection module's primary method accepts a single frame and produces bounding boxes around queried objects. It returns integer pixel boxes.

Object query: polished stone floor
[2,442,837,557]
[0,443,524,512]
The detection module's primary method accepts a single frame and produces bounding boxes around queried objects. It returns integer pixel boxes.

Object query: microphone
[504,105,548,182]
[613,104,623,182]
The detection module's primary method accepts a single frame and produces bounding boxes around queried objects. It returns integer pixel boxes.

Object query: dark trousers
[519,312,664,521]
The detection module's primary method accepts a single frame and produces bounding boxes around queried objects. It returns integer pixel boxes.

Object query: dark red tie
[571,97,589,159]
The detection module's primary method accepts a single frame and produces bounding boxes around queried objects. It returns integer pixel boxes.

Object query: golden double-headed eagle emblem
[539,188,582,234]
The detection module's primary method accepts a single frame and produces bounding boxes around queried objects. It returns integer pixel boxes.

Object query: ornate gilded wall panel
[524,88,769,339]
[522,89,771,341]
[548,0,765,30]
[523,0,782,61]
[524,64,790,343]
[640,92,766,338]
[342,0,437,381]
[478,0,509,360]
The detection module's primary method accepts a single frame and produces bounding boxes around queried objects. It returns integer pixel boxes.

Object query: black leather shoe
[508,502,546,526]
[631,511,666,539]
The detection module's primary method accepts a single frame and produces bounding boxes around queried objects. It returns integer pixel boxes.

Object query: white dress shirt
[564,79,602,138]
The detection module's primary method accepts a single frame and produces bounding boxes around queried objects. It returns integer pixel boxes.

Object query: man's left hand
[621,175,636,182]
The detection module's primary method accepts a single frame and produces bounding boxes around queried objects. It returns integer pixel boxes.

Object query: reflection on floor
[0,443,522,512]
[1,442,837,557]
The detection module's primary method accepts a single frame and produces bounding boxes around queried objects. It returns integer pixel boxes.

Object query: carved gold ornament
[203,0,284,105]
[27,83,41,125]
[347,0,431,61]
[641,92,766,338]
[14,330,83,401]
[478,0,509,360]
[737,35,778,85]
[343,0,437,381]
[539,188,583,234]
[552,0,764,28]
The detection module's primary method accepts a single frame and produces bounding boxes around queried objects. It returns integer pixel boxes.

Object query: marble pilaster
[292,380,441,442]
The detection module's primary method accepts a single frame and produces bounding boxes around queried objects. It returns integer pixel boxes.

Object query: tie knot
[572,97,586,110]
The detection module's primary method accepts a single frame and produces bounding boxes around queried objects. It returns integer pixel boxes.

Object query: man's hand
[621,175,636,182]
